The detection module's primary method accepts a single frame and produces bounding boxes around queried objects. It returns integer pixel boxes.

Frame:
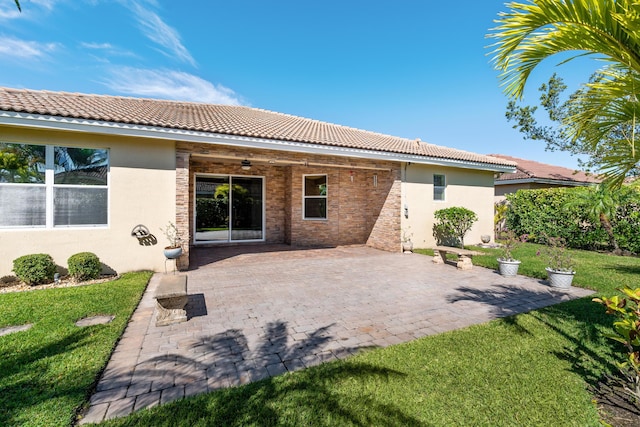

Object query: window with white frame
[0,143,109,228]
[303,174,327,219]
[433,174,445,201]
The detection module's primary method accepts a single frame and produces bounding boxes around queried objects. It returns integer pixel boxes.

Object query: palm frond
[488,0,640,98]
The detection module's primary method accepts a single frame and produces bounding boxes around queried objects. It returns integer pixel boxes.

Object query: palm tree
[565,184,625,251]
[14,0,21,12]
[489,0,640,186]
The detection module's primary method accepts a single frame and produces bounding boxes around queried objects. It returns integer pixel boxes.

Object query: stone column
[175,150,190,270]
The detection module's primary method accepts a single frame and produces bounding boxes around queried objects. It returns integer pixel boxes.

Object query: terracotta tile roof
[0,87,515,168]
[489,154,600,184]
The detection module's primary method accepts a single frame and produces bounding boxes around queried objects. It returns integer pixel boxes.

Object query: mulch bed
[594,377,640,426]
[0,275,118,294]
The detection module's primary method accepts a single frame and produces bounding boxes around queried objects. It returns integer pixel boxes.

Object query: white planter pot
[497,259,521,277]
[402,241,413,253]
[164,246,183,260]
[545,267,575,289]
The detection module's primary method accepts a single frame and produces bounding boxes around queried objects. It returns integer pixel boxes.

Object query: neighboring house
[490,154,600,202]
[0,87,516,276]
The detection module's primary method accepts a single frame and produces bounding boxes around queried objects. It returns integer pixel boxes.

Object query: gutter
[0,111,516,173]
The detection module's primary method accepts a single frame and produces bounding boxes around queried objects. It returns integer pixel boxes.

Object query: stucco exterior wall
[402,163,495,247]
[0,126,176,277]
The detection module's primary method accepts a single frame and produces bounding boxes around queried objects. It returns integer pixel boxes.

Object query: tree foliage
[432,207,478,249]
[506,73,640,178]
[489,0,640,187]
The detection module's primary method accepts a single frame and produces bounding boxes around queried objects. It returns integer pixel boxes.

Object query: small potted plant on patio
[540,236,576,289]
[402,227,413,253]
[496,230,525,277]
[161,221,183,259]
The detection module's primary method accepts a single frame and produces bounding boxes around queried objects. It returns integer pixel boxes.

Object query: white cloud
[0,37,57,59]
[105,67,244,105]
[80,41,136,57]
[129,1,196,67]
[82,42,114,50]
[0,4,21,19]
[31,0,56,10]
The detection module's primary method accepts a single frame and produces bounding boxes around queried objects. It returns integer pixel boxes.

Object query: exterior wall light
[241,159,252,170]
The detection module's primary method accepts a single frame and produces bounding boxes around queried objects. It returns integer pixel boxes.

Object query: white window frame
[433,174,446,201]
[0,142,109,229]
[303,174,328,220]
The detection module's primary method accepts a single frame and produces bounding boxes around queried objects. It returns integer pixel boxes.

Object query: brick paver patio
[80,245,593,424]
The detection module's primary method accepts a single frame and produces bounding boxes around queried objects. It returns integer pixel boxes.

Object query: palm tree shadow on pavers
[447,284,591,323]
[129,321,380,410]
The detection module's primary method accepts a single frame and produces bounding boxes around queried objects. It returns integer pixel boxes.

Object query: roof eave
[495,177,596,186]
[0,111,516,173]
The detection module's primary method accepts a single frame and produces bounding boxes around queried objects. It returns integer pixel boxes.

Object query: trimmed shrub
[433,207,478,248]
[68,252,102,281]
[12,254,57,285]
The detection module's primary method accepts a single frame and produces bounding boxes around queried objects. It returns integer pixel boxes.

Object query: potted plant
[540,236,576,289]
[402,227,414,253]
[161,221,183,259]
[496,230,524,277]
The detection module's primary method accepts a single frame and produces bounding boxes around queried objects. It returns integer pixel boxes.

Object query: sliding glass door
[194,175,264,243]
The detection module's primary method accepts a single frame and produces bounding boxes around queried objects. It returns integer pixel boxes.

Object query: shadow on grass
[600,263,640,275]
[448,284,618,388]
[0,327,96,427]
[532,299,618,385]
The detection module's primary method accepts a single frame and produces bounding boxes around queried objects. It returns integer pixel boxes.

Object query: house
[490,154,600,202]
[0,87,516,276]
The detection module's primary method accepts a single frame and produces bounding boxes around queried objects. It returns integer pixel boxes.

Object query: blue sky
[0,0,602,169]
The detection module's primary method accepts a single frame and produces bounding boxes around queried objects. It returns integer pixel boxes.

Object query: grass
[93,243,638,427]
[0,271,152,427]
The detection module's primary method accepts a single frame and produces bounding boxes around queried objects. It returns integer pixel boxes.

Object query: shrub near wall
[68,252,102,281]
[12,254,57,285]
[505,187,640,253]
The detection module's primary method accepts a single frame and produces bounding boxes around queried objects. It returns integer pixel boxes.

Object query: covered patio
[81,246,593,423]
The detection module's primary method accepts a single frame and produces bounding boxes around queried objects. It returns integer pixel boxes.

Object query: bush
[67,252,102,281]
[12,254,57,285]
[433,207,478,248]
[593,288,640,407]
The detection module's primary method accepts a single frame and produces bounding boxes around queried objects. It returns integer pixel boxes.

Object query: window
[303,174,327,219]
[0,143,109,228]
[433,174,445,201]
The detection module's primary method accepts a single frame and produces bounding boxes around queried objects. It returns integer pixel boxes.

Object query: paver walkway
[80,245,593,424]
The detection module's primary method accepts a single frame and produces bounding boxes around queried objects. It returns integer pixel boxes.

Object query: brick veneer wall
[175,142,401,268]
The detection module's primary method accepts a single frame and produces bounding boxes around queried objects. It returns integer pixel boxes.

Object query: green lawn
[95,243,636,426]
[0,272,152,427]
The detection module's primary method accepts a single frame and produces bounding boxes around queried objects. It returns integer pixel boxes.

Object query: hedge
[504,186,640,254]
